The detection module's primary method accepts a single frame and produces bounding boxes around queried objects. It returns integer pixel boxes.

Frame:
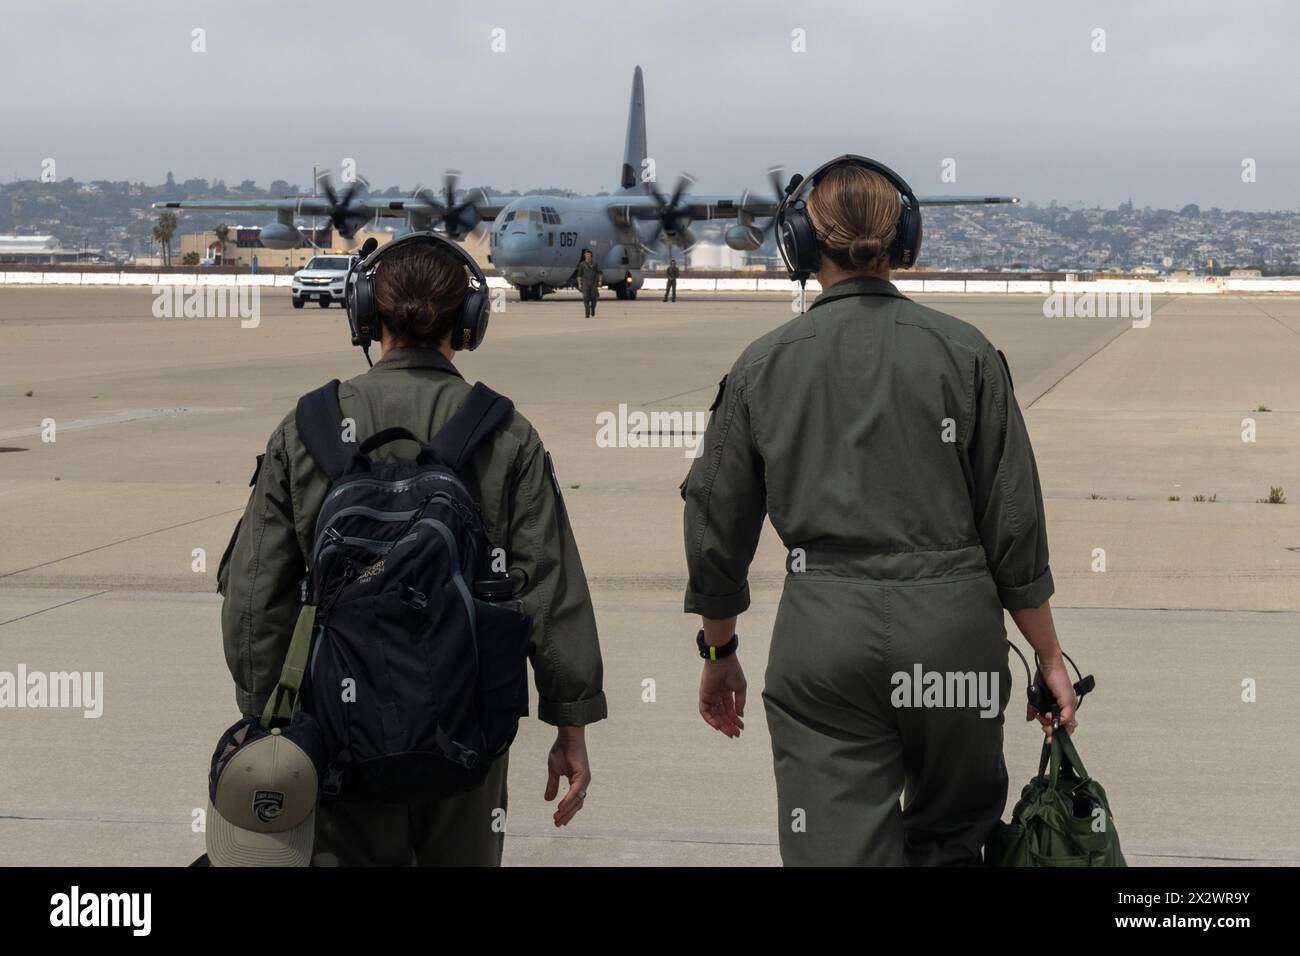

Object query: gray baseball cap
[206,714,326,867]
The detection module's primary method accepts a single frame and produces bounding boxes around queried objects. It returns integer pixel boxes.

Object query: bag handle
[260,604,317,727]
[346,427,444,472]
[1038,728,1092,788]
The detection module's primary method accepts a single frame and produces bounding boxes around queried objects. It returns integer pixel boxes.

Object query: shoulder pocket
[709,374,728,411]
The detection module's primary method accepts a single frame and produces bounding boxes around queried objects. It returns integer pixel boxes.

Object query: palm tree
[213,223,230,264]
[152,211,178,266]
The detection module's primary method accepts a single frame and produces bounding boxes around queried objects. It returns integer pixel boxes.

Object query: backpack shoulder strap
[430,382,515,472]
[295,379,352,481]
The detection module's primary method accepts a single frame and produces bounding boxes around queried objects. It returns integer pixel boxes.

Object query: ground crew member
[681,157,1077,866]
[219,240,607,865]
[664,259,679,302]
[576,248,602,317]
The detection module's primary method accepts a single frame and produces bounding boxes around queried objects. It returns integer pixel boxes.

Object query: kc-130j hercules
[155,66,1018,301]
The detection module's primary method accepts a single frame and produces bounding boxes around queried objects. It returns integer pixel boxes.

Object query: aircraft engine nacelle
[725,224,765,251]
[259,222,303,249]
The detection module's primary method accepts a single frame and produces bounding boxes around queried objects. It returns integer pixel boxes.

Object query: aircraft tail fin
[618,66,648,194]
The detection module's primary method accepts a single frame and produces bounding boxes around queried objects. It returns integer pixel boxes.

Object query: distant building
[0,235,69,264]
[176,226,489,271]
[687,242,748,270]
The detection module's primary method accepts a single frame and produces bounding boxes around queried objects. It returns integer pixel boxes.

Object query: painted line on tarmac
[0,588,111,628]
[1238,296,1300,336]
[0,406,244,441]
[0,507,242,581]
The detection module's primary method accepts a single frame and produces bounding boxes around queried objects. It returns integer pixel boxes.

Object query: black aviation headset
[775,154,923,286]
[346,230,491,365]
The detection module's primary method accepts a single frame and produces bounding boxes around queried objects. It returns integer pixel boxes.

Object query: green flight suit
[576,257,602,316]
[682,276,1053,866]
[218,347,606,866]
[664,264,679,302]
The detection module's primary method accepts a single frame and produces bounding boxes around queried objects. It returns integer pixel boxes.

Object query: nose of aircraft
[496,231,543,261]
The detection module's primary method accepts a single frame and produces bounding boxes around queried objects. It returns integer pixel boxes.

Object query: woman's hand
[699,656,747,738]
[1028,653,1078,741]
[544,726,591,827]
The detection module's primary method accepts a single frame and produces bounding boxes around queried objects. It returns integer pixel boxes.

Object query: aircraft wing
[606,193,1018,224]
[152,193,510,222]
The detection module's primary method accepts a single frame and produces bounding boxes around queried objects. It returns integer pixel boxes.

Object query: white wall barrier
[1155,281,1220,294]
[1225,277,1300,292]
[1050,279,1151,294]
[10,272,1300,296]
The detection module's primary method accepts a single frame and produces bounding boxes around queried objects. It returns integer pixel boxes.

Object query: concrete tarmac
[0,287,1296,865]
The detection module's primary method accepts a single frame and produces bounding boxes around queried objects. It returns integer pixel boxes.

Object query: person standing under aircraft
[219,236,606,865]
[664,259,679,302]
[576,248,602,317]
[681,156,1077,866]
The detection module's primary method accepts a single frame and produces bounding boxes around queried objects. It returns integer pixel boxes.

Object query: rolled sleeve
[682,361,767,618]
[996,566,1055,612]
[967,346,1054,611]
[538,693,607,727]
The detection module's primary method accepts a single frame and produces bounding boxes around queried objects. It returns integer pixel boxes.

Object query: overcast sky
[3,0,1297,209]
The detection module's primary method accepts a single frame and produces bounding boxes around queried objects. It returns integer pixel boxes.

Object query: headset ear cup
[349,272,377,346]
[894,197,925,267]
[892,200,922,268]
[778,202,820,277]
[906,208,922,267]
[455,289,490,351]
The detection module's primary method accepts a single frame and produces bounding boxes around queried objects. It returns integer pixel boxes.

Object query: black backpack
[260,379,533,804]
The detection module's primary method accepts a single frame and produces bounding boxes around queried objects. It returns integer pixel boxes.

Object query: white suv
[292,254,359,308]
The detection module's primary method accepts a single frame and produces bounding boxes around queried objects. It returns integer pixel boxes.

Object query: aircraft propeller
[422,171,483,240]
[649,173,698,249]
[316,172,371,240]
[736,165,786,247]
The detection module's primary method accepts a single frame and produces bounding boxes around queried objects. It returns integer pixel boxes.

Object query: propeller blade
[767,165,785,204]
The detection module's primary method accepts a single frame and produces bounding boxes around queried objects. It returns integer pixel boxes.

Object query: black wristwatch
[697,629,739,661]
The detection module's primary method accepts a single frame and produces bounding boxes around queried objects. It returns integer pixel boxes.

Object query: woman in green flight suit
[681,156,1078,866]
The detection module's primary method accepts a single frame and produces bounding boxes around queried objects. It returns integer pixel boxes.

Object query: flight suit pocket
[216,519,242,595]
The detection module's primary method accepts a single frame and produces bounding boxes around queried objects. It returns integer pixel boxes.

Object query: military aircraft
[154,66,1018,301]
